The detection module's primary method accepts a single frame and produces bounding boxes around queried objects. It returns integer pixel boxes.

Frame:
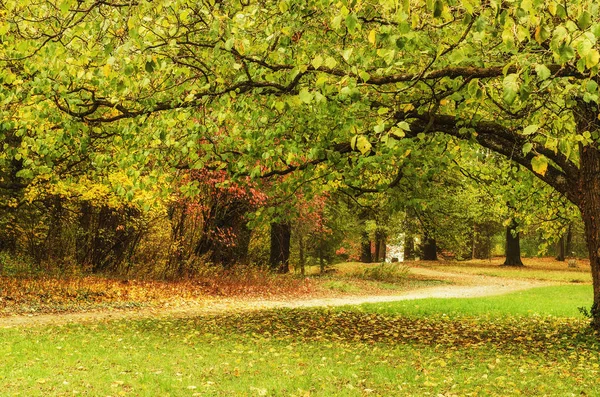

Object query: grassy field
[1,283,598,396]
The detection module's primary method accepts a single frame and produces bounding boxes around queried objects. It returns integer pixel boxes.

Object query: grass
[1,284,599,396]
[347,284,593,318]
[0,308,598,396]
[2,258,599,395]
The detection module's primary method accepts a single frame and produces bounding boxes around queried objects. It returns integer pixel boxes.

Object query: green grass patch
[1,306,600,396]
[322,280,361,293]
[349,285,593,318]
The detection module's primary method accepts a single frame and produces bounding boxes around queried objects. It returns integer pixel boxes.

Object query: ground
[0,261,560,328]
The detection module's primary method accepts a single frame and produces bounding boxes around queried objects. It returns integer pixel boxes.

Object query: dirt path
[0,267,553,329]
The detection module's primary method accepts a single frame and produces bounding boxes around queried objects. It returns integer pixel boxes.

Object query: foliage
[3,0,600,321]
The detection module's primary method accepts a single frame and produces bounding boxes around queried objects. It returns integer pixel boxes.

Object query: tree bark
[421,233,437,261]
[269,222,291,273]
[578,144,600,327]
[503,219,524,266]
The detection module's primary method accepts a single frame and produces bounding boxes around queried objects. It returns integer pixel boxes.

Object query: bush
[361,263,409,282]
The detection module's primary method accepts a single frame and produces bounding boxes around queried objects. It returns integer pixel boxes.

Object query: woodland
[1,0,600,325]
[5,1,600,395]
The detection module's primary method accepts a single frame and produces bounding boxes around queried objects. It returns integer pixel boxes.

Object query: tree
[4,1,600,326]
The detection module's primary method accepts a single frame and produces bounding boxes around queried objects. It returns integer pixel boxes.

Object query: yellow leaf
[102,64,111,77]
[368,29,376,45]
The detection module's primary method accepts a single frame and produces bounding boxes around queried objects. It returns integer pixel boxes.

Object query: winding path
[0,267,554,329]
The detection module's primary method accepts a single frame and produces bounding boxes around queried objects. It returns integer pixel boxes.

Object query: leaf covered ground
[0,265,443,317]
[1,306,599,396]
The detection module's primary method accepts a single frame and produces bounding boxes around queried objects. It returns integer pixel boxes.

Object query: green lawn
[1,284,599,396]
[348,285,593,318]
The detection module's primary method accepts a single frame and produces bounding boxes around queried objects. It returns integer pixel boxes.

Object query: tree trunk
[503,219,523,266]
[379,238,387,262]
[269,222,291,273]
[360,239,372,263]
[404,234,415,261]
[578,144,600,328]
[298,233,305,276]
[421,233,437,261]
[319,238,325,274]
[565,223,573,258]
[556,234,566,262]
[374,236,380,262]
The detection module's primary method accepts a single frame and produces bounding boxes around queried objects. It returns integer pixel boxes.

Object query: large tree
[3,1,600,325]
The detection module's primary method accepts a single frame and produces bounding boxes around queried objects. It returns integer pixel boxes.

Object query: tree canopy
[3,0,600,324]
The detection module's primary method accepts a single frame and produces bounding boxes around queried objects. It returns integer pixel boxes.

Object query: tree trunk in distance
[298,233,305,276]
[421,234,437,261]
[269,222,291,273]
[565,224,573,258]
[503,220,524,266]
[556,234,566,262]
[380,238,387,262]
[360,240,372,263]
[319,238,325,274]
[404,235,415,261]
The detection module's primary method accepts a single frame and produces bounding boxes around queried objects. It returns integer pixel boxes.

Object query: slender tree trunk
[421,233,437,261]
[404,234,415,261]
[374,236,381,262]
[298,233,305,276]
[565,223,573,258]
[503,219,523,266]
[269,222,291,273]
[556,234,566,262]
[380,238,387,262]
[319,237,325,274]
[471,223,477,260]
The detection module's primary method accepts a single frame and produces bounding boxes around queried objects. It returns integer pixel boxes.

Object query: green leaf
[325,57,337,69]
[311,55,323,70]
[503,74,519,105]
[531,155,548,176]
[358,70,370,82]
[578,11,592,30]
[345,14,359,33]
[522,142,533,155]
[535,64,551,80]
[397,121,411,131]
[298,89,312,104]
[356,136,372,154]
[145,61,155,73]
[523,124,539,135]
[558,43,575,62]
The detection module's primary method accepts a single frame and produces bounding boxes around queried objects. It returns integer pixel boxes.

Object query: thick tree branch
[396,111,580,205]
